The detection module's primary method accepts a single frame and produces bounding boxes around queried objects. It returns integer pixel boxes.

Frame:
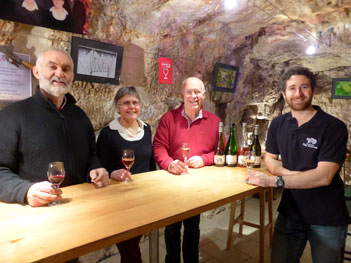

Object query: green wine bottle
[250,124,262,168]
[225,122,237,167]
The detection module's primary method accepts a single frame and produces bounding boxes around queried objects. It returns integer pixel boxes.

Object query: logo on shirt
[302,137,318,149]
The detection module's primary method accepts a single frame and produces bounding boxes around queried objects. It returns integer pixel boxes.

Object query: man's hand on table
[26,181,62,207]
[186,156,204,168]
[168,160,188,175]
[90,168,109,187]
[246,171,274,188]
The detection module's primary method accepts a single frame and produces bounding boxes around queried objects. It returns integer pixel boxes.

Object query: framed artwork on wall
[212,62,239,93]
[331,78,351,99]
[71,36,124,85]
[0,0,90,34]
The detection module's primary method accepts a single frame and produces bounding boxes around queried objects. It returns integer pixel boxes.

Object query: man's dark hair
[281,66,316,92]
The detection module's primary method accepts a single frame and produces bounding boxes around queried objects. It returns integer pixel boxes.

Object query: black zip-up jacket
[0,88,101,204]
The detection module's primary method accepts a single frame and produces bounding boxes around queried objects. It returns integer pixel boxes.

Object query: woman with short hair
[96,86,155,263]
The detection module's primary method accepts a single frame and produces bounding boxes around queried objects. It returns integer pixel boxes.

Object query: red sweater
[153,104,221,170]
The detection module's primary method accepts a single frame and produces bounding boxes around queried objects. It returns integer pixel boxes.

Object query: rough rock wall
[1,0,351,151]
[1,0,351,259]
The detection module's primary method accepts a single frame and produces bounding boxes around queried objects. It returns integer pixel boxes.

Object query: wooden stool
[226,188,273,262]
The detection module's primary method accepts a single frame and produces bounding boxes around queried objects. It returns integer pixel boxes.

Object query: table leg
[149,229,159,263]
[259,190,265,263]
[226,202,236,250]
[239,198,245,236]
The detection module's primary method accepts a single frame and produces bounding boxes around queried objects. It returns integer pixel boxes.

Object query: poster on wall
[0,52,32,107]
[0,0,90,34]
[158,57,173,84]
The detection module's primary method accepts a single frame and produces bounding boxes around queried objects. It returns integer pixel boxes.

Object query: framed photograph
[212,62,239,93]
[71,36,124,85]
[0,0,90,34]
[332,78,351,99]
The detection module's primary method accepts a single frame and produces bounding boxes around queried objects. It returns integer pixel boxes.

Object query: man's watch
[276,176,285,188]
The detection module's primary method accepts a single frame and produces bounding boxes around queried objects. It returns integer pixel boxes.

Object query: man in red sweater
[153,77,221,263]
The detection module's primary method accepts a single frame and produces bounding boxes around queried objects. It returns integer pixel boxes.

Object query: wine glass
[47,161,65,206]
[122,149,135,183]
[245,151,256,172]
[181,143,190,174]
[181,143,190,163]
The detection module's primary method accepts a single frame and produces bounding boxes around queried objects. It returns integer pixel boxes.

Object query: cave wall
[0,0,351,152]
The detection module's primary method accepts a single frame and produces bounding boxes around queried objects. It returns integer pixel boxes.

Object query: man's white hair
[181,77,206,95]
[35,48,73,98]
[36,48,73,70]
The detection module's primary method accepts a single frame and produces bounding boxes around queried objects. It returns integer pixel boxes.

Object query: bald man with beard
[0,48,108,207]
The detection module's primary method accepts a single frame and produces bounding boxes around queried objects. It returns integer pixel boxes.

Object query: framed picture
[0,0,90,34]
[332,78,351,99]
[212,62,239,93]
[71,36,124,85]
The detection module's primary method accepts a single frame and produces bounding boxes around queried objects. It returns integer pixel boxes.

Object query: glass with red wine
[47,161,65,206]
[122,149,135,183]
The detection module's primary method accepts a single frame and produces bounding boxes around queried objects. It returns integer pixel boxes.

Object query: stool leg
[268,188,273,245]
[259,191,265,263]
[226,202,236,250]
[239,198,245,236]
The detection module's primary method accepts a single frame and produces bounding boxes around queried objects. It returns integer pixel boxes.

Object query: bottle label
[226,155,237,165]
[238,155,246,166]
[214,155,225,165]
[254,156,261,166]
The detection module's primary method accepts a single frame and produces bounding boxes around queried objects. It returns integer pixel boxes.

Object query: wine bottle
[214,122,225,167]
[237,122,249,167]
[250,124,262,168]
[225,122,237,167]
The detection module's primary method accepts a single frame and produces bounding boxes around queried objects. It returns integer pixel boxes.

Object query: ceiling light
[224,0,237,10]
[306,45,317,55]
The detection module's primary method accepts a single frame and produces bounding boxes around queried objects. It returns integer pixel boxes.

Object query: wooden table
[0,166,272,263]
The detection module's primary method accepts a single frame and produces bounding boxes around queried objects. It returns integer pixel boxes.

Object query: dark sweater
[0,88,101,204]
[96,123,156,175]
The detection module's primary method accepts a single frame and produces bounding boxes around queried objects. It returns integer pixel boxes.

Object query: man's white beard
[39,72,71,97]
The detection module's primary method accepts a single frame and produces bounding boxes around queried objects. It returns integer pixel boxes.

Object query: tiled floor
[80,193,350,263]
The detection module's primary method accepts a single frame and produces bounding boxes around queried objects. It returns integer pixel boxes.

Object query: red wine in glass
[48,174,65,188]
[122,150,135,183]
[47,161,65,206]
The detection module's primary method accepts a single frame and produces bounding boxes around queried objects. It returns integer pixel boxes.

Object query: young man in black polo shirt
[247,66,349,263]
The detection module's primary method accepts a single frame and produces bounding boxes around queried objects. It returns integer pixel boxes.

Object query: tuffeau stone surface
[1,0,351,163]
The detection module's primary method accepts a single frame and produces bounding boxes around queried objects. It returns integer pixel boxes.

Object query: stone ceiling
[100,0,351,53]
[89,0,351,120]
[90,0,351,88]
[112,0,349,37]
